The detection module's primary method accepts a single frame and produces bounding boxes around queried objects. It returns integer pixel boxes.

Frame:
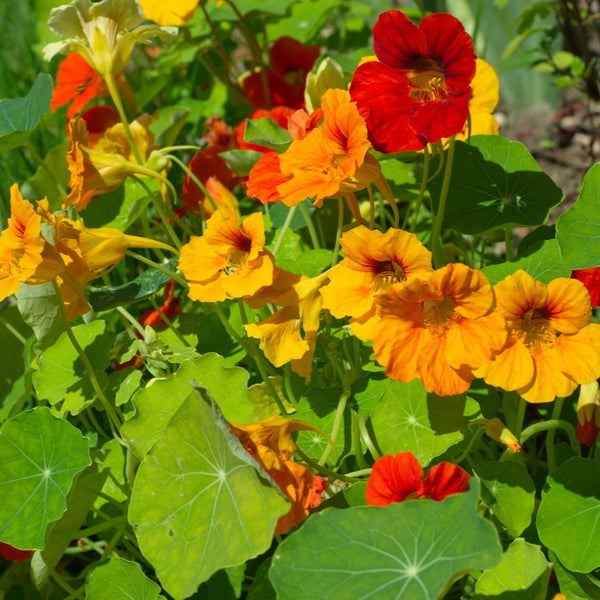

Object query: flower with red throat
[366,452,470,506]
[350,10,476,152]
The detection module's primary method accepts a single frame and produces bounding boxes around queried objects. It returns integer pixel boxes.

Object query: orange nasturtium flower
[245,271,328,380]
[0,185,63,302]
[366,452,470,506]
[372,264,507,396]
[44,0,176,77]
[276,88,387,208]
[230,416,324,535]
[50,53,108,119]
[179,207,275,302]
[476,270,600,404]
[139,0,199,25]
[320,225,432,340]
[64,114,157,210]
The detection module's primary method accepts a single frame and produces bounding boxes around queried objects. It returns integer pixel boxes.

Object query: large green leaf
[475,461,536,537]
[270,482,502,600]
[0,407,91,549]
[368,379,465,466]
[0,74,53,152]
[128,390,289,600]
[86,557,165,600]
[537,457,600,572]
[551,551,600,600]
[206,0,296,20]
[428,136,562,235]
[556,162,600,268]
[122,353,255,458]
[33,320,114,415]
[474,538,551,599]
[483,238,570,286]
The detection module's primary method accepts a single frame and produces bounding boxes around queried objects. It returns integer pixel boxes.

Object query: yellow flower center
[518,307,555,349]
[407,58,447,103]
[423,295,457,333]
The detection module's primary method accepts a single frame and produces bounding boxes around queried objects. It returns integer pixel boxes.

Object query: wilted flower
[576,381,600,446]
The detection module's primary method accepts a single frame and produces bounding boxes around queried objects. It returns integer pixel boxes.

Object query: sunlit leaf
[270,482,501,600]
[129,389,289,599]
[0,407,91,549]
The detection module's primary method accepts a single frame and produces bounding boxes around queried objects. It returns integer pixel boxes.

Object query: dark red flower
[350,11,476,152]
[572,267,600,307]
[366,452,470,506]
[51,52,108,119]
[79,105,120,146]
[139,280,181,329]
[576,419,599,447]
[242,37,319,109]
[0,542,33,562]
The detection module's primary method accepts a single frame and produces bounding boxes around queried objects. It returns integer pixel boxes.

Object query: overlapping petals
[350,10,476,152]
[372,264,506,396]
[179,207,275,302]
[477,270,600,403]
[365,452,470,506]
[320,225,432,339]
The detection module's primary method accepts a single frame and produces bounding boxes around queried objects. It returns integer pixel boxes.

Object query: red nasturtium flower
[0,542,33,562]
[572,267,600,307]
[476,270,600,403]
[350,10,476,152]
[366,452,470,506]
[51,52,108,119]
[242,36,319,109]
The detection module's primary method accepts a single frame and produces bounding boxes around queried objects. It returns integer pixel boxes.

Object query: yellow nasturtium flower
[138,0,199,26]
[43,0,176,76]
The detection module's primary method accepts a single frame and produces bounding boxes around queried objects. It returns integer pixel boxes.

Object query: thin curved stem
[410,145,430,233]
[431,136,455,268]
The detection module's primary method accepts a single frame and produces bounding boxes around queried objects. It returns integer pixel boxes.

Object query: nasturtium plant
[1,0,599,597]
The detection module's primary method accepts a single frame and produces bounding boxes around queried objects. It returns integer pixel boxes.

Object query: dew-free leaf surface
[0,407,91,549]
[129,390,289,599]
[270,482,501,600]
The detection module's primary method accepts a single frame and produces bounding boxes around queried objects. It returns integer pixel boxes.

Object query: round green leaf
[556,162,600,268]
[537,457,600,572]
[428,136,562,234]
[475,461,536,537]
[0,407,91,549]
[474,538,551,599]
[551,551,600,600]
[129,390,289,600]
[369,379,465,466]
[270,482,502,600]
[123,353,255,458]
[86,557,165,600]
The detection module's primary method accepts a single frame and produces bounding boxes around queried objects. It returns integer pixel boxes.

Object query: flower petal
[365,452,423,506]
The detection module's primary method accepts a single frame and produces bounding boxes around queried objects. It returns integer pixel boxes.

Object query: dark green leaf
[244,118,292,152]
[220,149,262,176]
[428,136,563,234]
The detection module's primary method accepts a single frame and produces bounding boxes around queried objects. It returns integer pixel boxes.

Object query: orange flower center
[518,307,555,348]
[423,295,457,333]
[407,58,447,103]
[372,260,406,292]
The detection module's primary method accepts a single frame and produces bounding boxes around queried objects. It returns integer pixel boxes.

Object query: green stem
[547,397,565,471]
[351,411,368,470]
[166,153,216,214]
[452,427,485,465]
[52,281,122,432]
[513,397,527,440]
[115,305,146,337]
[319,388,349,465]
[271,205,297,256]
[358,413,380,460]
[125,251,187,288]
[410,144,430,232]
[149,296,191,347]
[295,448,358,484]
[0,314,27,344]
[331,197,344,268]
[299,202,320,249]
[59,516,126,541]
[104,73,143,165]
[431,136,455,268]
[521,419,581,455]
[367,184,376,230]
[51,572,84,600]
